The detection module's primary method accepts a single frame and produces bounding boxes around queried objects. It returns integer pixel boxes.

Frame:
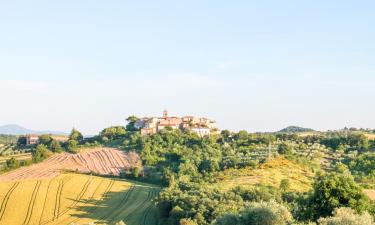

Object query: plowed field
[0,148,141,181]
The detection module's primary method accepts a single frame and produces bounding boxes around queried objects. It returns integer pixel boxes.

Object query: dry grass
[364,189,375,201]
[0,153,32,163]
[214,157,315,192]
[365,133,375,140]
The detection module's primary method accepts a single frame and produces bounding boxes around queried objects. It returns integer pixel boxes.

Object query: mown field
[0,173,160,225]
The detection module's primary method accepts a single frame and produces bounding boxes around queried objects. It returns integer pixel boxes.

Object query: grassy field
[214,157,315,192]
[0,173,160,225]
[0,153,32,163]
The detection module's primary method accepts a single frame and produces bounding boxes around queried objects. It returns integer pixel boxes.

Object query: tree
[307,172,369,220]
[100,126,126,140]
[179,218,198,225]
[242,201,292,225]
[129,167,142,178]
[126,115,139,132]
[33,144,52,162]
[318,207,374,225]
[50,140,63,153]
[213,214,241,225]
[38,134,53,146]
[280,179,290,191]
[69,128,83,142]
[6,157,20,169]
[66,140,78,153]
[278,143,293,155]
[214,201,292,225]
[349,152,375,176]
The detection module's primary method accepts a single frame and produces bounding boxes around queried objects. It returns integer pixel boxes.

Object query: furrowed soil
[0,148,141,181]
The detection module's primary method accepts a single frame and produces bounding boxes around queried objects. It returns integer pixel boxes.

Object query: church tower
[163,109,168,118]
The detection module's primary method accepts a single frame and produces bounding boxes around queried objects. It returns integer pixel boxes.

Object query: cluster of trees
[105,124,375,225]
[0,135,17,144]
[156,170,373,225]
[0,128,87,173]
[32,128,84,162]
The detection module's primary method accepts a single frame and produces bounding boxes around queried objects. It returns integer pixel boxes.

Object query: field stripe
[0,182,19,221]
[123,187,154,224]
[109,185,154,224]
[99,184,135,223]
[38,177,55,225]
[64,178,115,225]
[141,189,158,225]
[56,176,92,218]
[53,180,63,221]
[23,180,42,225]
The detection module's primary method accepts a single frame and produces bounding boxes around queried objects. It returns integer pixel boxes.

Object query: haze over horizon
[1,1,374,135]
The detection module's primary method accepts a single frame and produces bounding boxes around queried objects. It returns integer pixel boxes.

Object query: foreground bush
[318,208,374,225]
[213,201,292,225]
[306,172,369,220]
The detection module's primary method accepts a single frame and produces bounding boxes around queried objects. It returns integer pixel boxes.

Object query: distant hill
[278,126,315,133]
[0,124,67,135]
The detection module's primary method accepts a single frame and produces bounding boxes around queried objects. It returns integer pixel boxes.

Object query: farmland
[0,148,141,181]
[0,173,160,225]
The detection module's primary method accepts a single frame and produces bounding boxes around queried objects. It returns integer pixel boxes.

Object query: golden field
[214,157,315,192]
[0,173,160,225]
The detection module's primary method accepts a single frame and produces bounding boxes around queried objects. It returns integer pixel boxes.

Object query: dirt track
[0,148,141,181]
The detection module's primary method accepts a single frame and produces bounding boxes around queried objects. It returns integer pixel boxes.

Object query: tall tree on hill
[304,172,369,220]
[69,128,83,142]
[126,115,139,132]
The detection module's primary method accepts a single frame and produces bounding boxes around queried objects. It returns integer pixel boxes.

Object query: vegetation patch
[214,157,314,192]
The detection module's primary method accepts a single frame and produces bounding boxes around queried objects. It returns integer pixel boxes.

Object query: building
[135,110,219,136]
[25,135,39,145]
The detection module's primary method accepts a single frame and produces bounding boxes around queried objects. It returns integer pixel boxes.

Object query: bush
[280,179,291,191]
[278,143,293,155]
[242,201,293,225]
[179,218,198,225]
[69,128,83,142]
[33,144,52,163]
[318,207,374,225]
[100,126,126,140]
[214,201,292,225]
[6,157,20,170]
[66,140,79,153]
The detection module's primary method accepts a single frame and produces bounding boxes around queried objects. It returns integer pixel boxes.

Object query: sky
[0,1,374,135]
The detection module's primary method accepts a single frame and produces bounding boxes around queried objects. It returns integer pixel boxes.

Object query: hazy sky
[0,1,374,135]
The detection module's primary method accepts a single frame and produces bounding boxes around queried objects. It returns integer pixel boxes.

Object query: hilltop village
[134,110,219,136]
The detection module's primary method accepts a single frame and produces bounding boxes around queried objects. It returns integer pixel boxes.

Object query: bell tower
[163,109,168,118]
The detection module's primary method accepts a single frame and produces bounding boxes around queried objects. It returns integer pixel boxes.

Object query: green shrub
[214,201,292,225]
[318,208,374,225]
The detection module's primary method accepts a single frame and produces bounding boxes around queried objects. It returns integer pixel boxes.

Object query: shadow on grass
[67,181,160,225]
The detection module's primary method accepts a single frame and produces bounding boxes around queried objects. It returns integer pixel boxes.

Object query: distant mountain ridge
[0,124,67,135]
[278,126,315,133]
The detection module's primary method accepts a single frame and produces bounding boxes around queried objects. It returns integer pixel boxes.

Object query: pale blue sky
[0,1,374,134]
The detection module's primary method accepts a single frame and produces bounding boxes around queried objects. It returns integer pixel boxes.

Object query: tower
[163,109,168,118]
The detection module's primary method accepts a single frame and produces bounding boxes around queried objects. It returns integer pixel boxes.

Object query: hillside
[0,173,160,225]
[278,126,315,133]
[0,148,141,181]
[0,124,66,135]
[214,157,314,192]
[0,147,159,225]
